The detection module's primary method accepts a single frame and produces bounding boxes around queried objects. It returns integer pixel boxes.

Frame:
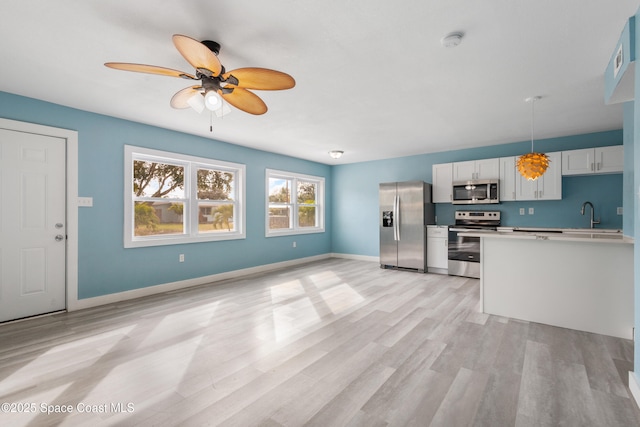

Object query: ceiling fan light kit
[105,34,295,118]
[204,91,223,110]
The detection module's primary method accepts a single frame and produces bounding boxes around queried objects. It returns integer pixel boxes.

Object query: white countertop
[460,228,633,244]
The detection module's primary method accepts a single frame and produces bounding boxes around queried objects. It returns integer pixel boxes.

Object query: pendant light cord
[530,96,535,153]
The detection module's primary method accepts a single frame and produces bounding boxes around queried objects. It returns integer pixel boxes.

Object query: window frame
[124,145,246,248]
[265,168,325,237]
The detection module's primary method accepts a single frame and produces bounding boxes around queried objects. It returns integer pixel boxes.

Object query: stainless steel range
[448,210,501,278]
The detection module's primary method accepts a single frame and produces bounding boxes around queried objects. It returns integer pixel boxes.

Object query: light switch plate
[78,197,93,207]
[528,207,534,215]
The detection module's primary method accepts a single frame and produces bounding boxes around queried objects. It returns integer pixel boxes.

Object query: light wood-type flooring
[1,258,639,426]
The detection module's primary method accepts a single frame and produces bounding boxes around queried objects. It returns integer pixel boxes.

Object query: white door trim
[0,118,79,312]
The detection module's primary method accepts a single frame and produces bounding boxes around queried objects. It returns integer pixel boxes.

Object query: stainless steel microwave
[452,179,499,204]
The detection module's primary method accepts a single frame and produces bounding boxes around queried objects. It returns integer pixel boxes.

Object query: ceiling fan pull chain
[210,111,213,132]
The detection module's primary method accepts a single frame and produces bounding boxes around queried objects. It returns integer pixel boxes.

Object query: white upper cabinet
[561,146,623,176]
[515,151,562,201]
[596,146,624,174]
[432,163,453,203]
[453,158,500,181]
[499,156,517,202]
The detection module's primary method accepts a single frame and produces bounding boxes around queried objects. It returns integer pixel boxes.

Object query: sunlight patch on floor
[1,325,136,392]
[85,334,204,405]
[320,283,364,314]
[269,279,306,304]
[138,301,220,348]
[272,297,320,342]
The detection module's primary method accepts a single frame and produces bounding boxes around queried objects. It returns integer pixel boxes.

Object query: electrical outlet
[292,241,297,248]
[617,207,623,215]
[529,207,534,215]
[179,254,184,262]
[78,197,93,207]
[519,208,525,215]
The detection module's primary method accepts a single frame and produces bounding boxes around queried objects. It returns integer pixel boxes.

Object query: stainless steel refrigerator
[379,181,435,272]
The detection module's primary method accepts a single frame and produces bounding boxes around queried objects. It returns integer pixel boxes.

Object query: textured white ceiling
[0,0,637,164]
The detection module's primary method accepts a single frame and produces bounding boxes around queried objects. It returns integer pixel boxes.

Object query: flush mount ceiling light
[441,32,464,48]
[517,96,549,181]
[329,150,344,159]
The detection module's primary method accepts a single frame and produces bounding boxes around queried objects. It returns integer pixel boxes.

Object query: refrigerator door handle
[394,195,400,241]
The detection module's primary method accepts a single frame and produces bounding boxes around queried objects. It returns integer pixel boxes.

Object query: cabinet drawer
[427,226,448,238]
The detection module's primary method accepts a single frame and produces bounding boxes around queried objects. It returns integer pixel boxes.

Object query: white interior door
[0,129,66,322]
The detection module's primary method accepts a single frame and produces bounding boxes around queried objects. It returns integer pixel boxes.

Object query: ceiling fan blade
[104,62,196,79]
[221,88,268,115]
[222,68,295,90]
[170,86,203,109]
[172,34,222,77]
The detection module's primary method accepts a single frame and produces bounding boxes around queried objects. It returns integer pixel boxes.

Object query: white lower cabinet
[427,226,448,273]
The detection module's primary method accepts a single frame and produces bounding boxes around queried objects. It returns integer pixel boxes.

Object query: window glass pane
[198,204,235,233]
[298,206,316,227]
[269,177,291,203]
[197,169,235,201]
[134,201,185,236]
[133,161,185,198]
[269,206,291,230]
[297,181,317,204]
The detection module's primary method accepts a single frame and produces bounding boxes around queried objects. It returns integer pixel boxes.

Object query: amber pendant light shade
[517,152,549,181]
[517,96,549,181]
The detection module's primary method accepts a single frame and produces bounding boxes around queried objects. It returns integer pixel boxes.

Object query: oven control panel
[454,211,500,221]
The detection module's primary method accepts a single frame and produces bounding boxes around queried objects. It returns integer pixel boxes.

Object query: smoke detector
[441,32,464,48]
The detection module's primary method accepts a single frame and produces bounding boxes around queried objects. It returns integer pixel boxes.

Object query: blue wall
[0,90,627,302]
[332,131,624,257]
[0,91,332,299]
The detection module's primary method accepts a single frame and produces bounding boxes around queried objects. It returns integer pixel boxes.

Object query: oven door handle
[449,227,475,232]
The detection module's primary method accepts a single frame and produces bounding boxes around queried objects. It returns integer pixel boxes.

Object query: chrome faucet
[580,201,600,229]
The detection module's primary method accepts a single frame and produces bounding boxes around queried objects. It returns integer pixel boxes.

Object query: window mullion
[292,177,298,230]
[189,162,197,236]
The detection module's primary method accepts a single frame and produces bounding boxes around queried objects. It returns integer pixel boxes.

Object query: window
[125,145,245,248]
[266,169,324,236]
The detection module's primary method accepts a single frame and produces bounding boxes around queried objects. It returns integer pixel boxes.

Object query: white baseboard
[68,253,331,311]
[630,372,640,407]
[330,253,379,263]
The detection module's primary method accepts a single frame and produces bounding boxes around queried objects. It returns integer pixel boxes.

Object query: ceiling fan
[105,34,295,115]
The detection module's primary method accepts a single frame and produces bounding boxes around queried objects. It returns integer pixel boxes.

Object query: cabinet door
[537,151,562,200]
[562,148,594,175]
[596,146,624,174]
[499,156,516,201]
[453,160,477,181]
[432,163,453,203]
[476,158,500,180]
[427,236,448,269]
[515,172,538,201]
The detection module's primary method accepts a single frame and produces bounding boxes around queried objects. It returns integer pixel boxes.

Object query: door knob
[55,235,64,242]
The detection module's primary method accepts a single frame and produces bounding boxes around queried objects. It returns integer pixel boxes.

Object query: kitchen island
[462,229,633,339]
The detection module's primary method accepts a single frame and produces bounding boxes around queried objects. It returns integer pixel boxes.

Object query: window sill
[265,228,325,238]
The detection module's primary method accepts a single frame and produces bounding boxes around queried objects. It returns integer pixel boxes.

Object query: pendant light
[517,96,549,181]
